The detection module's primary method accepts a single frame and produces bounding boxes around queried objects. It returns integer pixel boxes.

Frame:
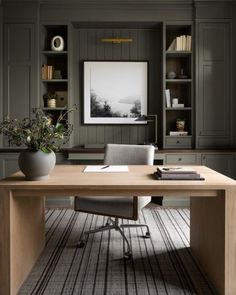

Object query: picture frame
[55,91,67,107]
[83,61,148,124]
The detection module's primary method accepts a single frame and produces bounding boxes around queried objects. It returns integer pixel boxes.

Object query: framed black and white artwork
[83,61,148,124]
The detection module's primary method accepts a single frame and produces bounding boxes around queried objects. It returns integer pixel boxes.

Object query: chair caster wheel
[124,252,132,260]
[77,241,85,248]
[144,232,151,238]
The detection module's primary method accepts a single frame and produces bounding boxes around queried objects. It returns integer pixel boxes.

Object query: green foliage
[0,106,77,153]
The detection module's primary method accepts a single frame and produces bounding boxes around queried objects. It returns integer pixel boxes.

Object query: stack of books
[155,166,204,180]
[169,131,188,136]
[42,64,54,80]
[167,35,192,51]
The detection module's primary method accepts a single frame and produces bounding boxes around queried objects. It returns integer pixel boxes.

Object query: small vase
[47,98,56,108]
[18,149,56,181]
[176,119,185,131]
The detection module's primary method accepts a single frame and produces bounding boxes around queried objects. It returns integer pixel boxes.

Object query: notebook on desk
[84,165,129,172]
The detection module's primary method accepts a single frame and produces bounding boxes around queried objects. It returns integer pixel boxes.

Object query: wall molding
[0,5,2,147]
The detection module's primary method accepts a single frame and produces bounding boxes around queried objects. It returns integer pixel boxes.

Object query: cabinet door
[201,154,234,179]
[197,23,231,148]
[3,23,36,146]
[165,153,197,165]
[0,153,19,179]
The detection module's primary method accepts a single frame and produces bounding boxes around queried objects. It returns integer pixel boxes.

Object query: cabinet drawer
[165,154,197,164]
[165,137,192,148]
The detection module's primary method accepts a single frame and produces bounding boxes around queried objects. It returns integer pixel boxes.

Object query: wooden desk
[0,165,236,295]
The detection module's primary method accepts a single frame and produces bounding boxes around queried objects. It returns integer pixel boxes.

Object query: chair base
[77,217,151,259]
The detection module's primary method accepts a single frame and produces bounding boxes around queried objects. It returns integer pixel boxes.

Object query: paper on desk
[84,165,129,172]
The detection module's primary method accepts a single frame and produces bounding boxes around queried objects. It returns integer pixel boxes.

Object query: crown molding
[2,0,193,4]
[2,0,232,3]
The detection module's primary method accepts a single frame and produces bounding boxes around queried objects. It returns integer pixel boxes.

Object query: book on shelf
[167,38,176,51]
[165,89,171,107]
[169,131,188,136]
[186,35,192,51]
[41,64,54,80]
[167,35,191,51]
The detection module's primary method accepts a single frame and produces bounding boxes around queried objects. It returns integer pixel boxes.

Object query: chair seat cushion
[74,196,151,219]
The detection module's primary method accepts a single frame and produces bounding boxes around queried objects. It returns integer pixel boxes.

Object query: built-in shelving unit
[163,23,193,148]
[40,24,69,125]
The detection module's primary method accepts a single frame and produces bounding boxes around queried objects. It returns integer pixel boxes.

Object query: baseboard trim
[163,197,190,207]
[45,197,73,208]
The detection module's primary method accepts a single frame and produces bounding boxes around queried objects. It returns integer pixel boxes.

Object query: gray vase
[18,149,56,181]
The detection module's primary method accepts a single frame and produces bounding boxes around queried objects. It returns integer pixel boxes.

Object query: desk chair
[74,144,155,259]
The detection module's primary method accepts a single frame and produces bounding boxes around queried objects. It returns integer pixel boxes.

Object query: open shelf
[40,24,70,126]
[163,23,193,149]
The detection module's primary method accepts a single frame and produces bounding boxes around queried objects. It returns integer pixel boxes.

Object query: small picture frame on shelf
[53,70,62,80]
[56,91,67,107]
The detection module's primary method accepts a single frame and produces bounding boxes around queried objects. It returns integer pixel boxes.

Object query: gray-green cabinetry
[3,23,36,146]
[0,152,72,207]
[165,153,198,165]
[196,22,231,148]
[201,153,235,179]
[163,23,193,149]
[0,153,19,179]
[163,153,198,207]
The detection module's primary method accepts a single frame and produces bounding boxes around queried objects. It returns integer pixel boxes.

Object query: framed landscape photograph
[83,61,148,124]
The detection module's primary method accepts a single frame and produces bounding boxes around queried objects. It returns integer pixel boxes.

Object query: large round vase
[18,149,56,181]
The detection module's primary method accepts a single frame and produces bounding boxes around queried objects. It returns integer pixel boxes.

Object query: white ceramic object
[51,36,64,51]
[167,71,176,79]
[47,98,56,108]
[172,98,178,105]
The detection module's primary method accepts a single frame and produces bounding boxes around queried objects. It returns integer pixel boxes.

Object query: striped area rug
[19,208,215,295]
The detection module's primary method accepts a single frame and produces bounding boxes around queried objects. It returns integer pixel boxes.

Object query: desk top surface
[0,165,235,191]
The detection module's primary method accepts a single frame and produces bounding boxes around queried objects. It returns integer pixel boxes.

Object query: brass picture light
[101,38,133,44]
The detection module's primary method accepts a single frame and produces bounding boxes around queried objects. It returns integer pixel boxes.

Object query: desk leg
[190,190,236,295]
[0,190,45,295]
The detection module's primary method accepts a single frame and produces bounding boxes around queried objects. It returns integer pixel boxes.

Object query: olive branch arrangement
[0,105,77,153]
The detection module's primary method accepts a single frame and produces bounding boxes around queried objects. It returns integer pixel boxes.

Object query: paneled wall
[0,4,2,147]
[73,28,162,146]
[233,2,236,147]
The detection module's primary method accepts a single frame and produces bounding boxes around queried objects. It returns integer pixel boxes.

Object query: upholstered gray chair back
[104,144,154,165]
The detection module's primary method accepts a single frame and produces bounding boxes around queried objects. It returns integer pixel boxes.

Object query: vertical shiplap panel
[137,30,149,144]
[119,30,131,144]
[112,29,123,144]
[95,30,105,144]
[78,30,88,146]
[145,30,152,144]
[76,27,161,146]
[73,29,81,146]
[104,29,114,143]
[128,30,140,144]
[149,29,162,147]
[128,30,139,144]
[87,31,98,144]
[129,30,138,60]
